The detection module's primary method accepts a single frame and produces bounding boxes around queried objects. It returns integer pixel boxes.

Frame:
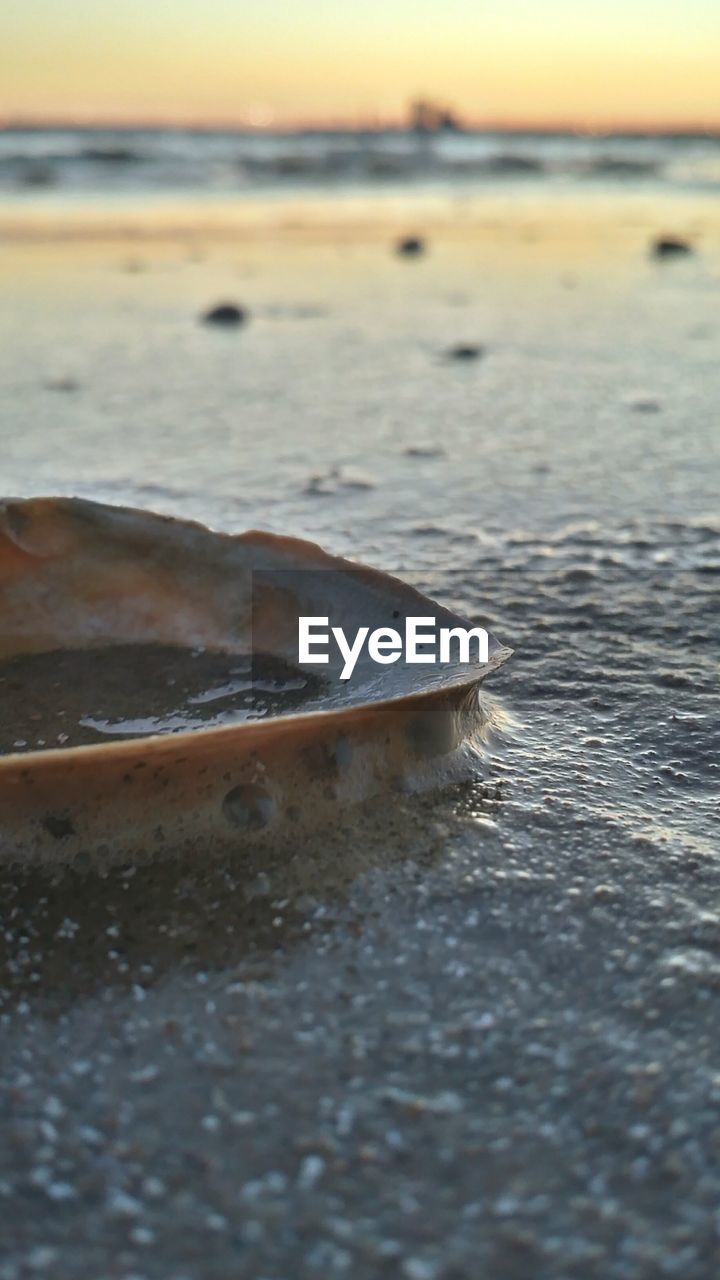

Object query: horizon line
[3,113,720,136]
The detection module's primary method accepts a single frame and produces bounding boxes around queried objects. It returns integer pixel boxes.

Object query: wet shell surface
[0,497,511,863]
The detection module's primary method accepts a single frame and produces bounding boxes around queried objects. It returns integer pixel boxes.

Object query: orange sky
[2,0,720,129]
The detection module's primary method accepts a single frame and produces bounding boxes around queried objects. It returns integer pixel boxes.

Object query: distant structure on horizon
[408,98,464,133]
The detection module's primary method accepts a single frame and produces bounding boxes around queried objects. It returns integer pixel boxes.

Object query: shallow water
[0,191,719,1276]
[0,647,320,753]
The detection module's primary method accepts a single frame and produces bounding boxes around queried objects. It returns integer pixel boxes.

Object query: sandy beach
[1,177,719,1277]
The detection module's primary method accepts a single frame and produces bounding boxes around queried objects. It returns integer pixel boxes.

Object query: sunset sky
[3,0,720,129]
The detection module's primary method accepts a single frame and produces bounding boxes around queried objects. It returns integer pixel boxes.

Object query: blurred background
[2,0,720,222]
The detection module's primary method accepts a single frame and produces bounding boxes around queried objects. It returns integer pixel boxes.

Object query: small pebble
[201,302,247,326]
[396,236,425,257]
[651,236,693,258]
[446,344,483,361]
[625,393,661,413]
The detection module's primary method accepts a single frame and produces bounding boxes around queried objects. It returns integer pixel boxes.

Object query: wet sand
[1,192,719,1277]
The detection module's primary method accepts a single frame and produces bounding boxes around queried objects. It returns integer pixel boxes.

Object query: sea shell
[0,497,511,863]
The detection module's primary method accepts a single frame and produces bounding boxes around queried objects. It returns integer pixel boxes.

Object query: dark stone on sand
[44,376,80,393]
[304,465,375,496]
[201,302,248,327]
[651,236,693,259]
[627,396,661,414]
[396,236,425,257]
[405,445,446,459]
[446,344,483,361]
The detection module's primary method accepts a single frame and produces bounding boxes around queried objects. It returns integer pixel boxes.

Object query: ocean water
[2,125,720,197]
[0,163,719,1274]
